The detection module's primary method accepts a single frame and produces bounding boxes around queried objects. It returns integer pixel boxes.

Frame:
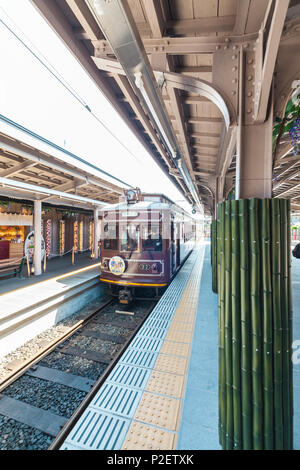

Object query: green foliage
[273,94,300,147]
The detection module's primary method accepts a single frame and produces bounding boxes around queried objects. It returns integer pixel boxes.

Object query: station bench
[0,257,25,280]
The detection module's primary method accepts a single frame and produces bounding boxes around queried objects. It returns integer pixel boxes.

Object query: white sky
[0,0,199,214]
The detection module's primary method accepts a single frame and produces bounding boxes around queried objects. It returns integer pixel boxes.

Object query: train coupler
[119,287,133,304]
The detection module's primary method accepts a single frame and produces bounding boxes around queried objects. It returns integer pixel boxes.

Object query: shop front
[0,209,33,260]
[0,199,95,262]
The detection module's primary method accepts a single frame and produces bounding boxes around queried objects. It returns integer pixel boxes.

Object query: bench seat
[0,257,25,279]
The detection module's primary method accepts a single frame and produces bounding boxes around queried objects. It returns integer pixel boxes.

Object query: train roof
[100,192,194,218]
[100,201,171,211]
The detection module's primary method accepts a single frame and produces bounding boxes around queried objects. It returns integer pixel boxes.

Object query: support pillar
[34,200,42,276]
[217,71,293,450]
[217,199,293,450]
[235,73,274,200]
[235,114,273,199]
[94,208,99,259]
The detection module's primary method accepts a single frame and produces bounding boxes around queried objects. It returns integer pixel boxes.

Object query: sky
[0,0,200,215]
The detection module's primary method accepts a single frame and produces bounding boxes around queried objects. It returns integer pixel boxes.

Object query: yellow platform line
[122,246,205,450]
[0,262,101,297]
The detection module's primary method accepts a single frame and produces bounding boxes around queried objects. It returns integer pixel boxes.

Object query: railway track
[0,297,156,450]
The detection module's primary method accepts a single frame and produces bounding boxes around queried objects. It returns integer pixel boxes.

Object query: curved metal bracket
[160,71,235,129]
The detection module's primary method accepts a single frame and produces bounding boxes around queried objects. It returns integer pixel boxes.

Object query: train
[99,188,199,304]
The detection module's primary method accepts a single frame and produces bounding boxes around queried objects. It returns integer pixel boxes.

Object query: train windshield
[142,224,162,252]
[120,224,139,252]
[103,223,118,250]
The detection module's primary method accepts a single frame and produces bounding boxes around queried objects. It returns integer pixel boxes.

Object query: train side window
[103,223,118,250]
[142,224,162,252]
[120,225,139,252]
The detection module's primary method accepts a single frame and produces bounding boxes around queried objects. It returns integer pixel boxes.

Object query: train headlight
[126,190,136,203]
[109,256,126,275]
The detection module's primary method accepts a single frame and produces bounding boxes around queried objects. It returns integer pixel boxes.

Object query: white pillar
[94,208,99,259]
[34,200,42,276]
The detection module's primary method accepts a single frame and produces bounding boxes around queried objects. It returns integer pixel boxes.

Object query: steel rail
[48,299,156,450]
[0,298,114,393]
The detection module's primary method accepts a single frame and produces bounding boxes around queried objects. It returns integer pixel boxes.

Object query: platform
[60,244,218,450]
[0,256,104,358]
[58,242,300,451]
[0,252,100,296]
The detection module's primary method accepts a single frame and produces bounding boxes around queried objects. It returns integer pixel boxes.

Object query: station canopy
[0,114,132,210]
[28,0,300,216]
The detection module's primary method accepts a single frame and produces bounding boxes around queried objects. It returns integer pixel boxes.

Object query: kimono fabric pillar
[94,207,99,260]
[217,198,293,450]
[34,200,42,276]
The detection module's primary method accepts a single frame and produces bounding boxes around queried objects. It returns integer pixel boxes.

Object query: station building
[0,0,300,452]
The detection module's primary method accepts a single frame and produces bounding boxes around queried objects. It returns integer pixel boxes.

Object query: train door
[176,222,180,268]
[171,220,176,274]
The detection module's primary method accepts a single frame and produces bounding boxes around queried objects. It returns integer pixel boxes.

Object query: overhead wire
[0,6,142,164]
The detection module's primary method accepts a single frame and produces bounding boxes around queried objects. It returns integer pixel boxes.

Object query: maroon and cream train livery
[99,189,197,303]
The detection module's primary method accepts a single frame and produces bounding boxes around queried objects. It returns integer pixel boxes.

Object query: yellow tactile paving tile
[133,391,182,431]
[120,249,206,451]
[146,370,186,398]
[174,303,196,311]
[168,321,194,333]
[122,421,177,450]
[154,354,188,375]
[165,329,194,344]
[173,307,195,317]
[172,313,195,324]
[160,340,190,357]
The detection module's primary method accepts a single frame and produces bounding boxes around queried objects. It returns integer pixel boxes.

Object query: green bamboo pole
[287,199,294,449]
[249,198,263,450]
[260,198,274,449]
[280,199,291,449]
[217,197,293,451]
[218,203,226,447]
[271,198,284,449]
[211,219,218,293]
[211,222,213,266]
[231,200,242,449]
[224,201,233,449]
[239,198,252,449]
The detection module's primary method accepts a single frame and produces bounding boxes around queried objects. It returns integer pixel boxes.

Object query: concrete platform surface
[0,251,100,296]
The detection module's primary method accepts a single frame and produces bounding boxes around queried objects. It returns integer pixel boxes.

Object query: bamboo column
[217,198,293,450]
[217,203,226,447]
[231,200,242,449]
[211,219,218,293]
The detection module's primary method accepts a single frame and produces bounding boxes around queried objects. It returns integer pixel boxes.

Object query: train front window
[103,223,118,250]
[120,225,139,252]
[142,224,162,252]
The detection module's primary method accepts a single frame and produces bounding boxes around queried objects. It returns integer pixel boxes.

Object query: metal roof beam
[0,177,105,206]
[65,0,103,40]
[165,16,236,35]
[93,33,258,56]
[273,167,300,191]
[254,0,290,123]
[0,161,37,177]
[233,0,251,34]
[0,136,123,195]
[141,0,165,37]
